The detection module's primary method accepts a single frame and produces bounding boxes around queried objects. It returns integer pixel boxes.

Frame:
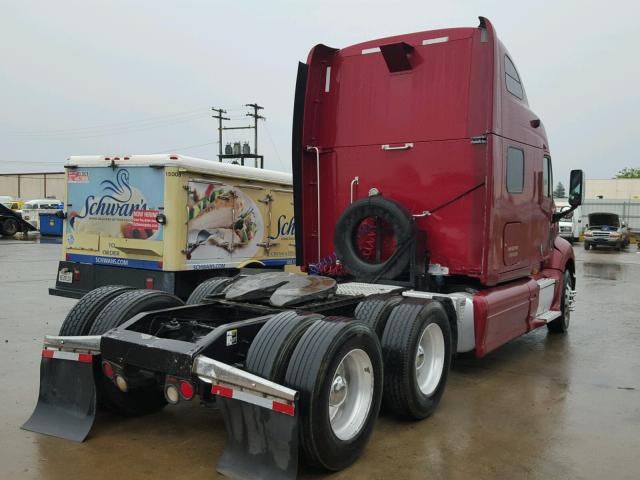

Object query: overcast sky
[1,0,639,185]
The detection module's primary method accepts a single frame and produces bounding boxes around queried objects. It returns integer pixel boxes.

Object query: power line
[6,112,210,140]
[155,140,219,154]
[6,107,210,136]
[263,123,285,171]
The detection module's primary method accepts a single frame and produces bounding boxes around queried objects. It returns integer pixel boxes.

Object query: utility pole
[245,103,265,155]
[211,107,230,158]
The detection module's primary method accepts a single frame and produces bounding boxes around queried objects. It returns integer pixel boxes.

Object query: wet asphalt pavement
[0,235,639,479]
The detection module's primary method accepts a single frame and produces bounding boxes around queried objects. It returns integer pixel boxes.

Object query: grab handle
[381,143,414,151]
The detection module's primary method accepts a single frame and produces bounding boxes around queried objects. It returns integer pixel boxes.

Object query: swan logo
[76,169,148,219]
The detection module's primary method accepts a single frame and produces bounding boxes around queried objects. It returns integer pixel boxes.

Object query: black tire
[285,318,383,471]
[245,311,319,382]
[354,295,403,339]
[58,285,134,336]
[548,270,573,333]
[89,289,184,415]
[584,243,591,250]
[381,300,452,419]
[2,218,18,237]
[186,277,233,305]
[89,289,184,335]
[334,196,415,281]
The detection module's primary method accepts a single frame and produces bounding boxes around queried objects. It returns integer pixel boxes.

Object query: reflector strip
[361,47,381,55]
[211,385,233,398]
[211,384,296,416]
[272,401,295,416]
[42,349,93,363]
[422,36,449,45]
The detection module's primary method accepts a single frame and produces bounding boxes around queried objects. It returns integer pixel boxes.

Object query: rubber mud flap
[22,354,97,442]
[217,397,299,480]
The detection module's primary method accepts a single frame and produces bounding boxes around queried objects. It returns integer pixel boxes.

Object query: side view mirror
[568,169,584,208]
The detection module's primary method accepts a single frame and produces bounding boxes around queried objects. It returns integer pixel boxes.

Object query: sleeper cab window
[506,147,524,193]
[543,156,552,197]
[505,55,524,99]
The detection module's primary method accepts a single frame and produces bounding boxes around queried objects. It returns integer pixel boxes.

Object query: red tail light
[73,268,80,282]
[179,381,194,400]
[102,361,114,379]
[145,277,154,289]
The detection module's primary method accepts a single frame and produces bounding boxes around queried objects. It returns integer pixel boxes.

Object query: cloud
[1,0,638,184]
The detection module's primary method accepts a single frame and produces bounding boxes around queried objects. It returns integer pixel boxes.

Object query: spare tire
[334,196,414,281]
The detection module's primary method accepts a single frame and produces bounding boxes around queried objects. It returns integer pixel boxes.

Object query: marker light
[165,384,180,404]
[179,381,195,400]
[102,361,114,379]
[115,375,128,393]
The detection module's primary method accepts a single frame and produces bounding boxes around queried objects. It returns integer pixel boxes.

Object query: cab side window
[506,147,524,193]
[543,156,552,198]
[505,56,524,100]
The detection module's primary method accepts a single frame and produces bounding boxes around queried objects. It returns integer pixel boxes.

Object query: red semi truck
[23,17,583,480]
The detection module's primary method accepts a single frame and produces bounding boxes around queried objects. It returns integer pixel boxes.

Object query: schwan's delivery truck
[50,154,295,299]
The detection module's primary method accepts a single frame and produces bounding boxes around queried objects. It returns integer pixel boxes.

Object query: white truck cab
[555,199,581,243]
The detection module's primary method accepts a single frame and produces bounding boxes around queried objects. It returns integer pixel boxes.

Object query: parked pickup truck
[584,212,630,250]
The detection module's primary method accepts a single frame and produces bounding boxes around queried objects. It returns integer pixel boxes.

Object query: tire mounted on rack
[334,196,414,281]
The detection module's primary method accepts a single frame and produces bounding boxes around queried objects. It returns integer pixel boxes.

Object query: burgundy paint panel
[298,18,557,289]
[473,277,538,357]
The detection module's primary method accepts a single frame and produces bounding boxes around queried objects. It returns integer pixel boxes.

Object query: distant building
[0,172,65,201]
[585,178,640,200]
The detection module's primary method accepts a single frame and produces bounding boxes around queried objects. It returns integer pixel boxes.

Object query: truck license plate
[58,270,73,283]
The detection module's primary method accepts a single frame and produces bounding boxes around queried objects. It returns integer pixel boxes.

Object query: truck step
[336,282,405,297]
[536,310,562,322]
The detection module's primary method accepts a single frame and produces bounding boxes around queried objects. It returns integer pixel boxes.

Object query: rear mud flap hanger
[23,336,300,480]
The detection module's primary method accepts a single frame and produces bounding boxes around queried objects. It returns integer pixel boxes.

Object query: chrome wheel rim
[328,348,374,441]
[415,323,445,396]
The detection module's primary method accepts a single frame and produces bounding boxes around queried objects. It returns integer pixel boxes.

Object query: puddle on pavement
[582,262,628,280]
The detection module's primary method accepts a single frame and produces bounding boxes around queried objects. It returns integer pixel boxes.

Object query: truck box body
[53,155,295,297]
[294,18,554,286]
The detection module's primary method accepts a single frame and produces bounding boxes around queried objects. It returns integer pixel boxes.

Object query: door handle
[381,143,414,151]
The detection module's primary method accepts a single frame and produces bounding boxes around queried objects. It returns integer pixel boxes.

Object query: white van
[555,199,581,243]
[20,199,63,230]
